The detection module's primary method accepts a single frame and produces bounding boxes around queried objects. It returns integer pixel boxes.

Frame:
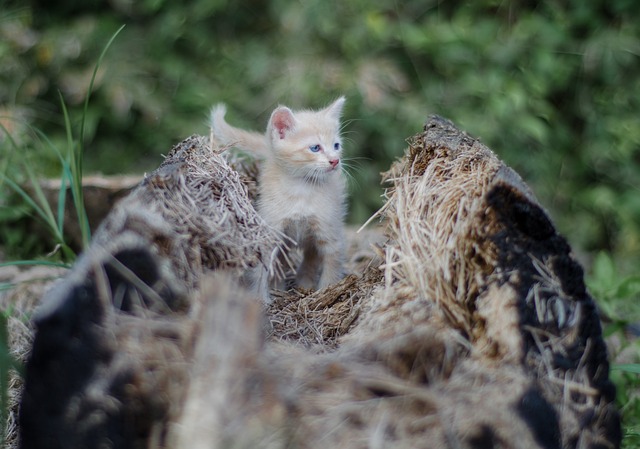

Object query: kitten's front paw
[295,274,317,291]
[317,268,346,290]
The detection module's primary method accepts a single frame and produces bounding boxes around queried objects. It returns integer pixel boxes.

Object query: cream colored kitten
[211,97,347,296]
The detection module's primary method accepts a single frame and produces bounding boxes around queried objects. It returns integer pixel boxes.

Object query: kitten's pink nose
[329,159,339,168]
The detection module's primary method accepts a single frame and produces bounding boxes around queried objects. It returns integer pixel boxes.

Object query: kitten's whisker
[340,137,356,149]
[341,160,365,172]
[339,130,357,138]
[341,163,363,179]
[341,166,360,190]
[340,118,361,130]
[343,156,370,162]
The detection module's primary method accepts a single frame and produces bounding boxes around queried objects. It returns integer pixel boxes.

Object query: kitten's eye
[309,144,321,153]
[334,142,340,150]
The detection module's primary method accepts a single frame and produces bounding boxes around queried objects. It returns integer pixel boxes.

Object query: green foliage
[1,22,123,260]
[0,26,123,444]
[2,0,639,272]
[590,252,640,325]
[0,134,76,260]
[1,0,640,444]
[613,361,640,449]
[588,251,640,447]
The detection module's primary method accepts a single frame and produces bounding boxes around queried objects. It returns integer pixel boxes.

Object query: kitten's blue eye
[309,144,321,153]
[334,142,340,150]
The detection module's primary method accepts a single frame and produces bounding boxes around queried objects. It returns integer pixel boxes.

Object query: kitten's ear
[324,96,346,121]
[269,106,297,140]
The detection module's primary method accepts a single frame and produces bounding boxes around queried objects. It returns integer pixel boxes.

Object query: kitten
[210,97,348,296]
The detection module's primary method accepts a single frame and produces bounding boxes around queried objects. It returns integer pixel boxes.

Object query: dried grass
[7,118,620,449]
[1,265,67,449]
[376,120,500,338]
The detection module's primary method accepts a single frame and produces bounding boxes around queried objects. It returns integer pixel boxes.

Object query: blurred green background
[2,0,640,443]
[1,0,639,271]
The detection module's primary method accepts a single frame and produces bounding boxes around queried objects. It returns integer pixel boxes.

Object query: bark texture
[13,118,620,449]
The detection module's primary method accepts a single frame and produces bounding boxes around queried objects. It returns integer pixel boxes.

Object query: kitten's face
[267,97,345,183]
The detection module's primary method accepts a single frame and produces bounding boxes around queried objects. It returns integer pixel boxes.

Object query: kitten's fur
[210,97,348,297]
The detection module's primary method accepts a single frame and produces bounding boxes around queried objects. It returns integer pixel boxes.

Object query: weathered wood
[18,136,282,449]
[16,118,620,449]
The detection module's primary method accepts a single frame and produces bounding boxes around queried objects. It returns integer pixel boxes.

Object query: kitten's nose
[329,159,339,168]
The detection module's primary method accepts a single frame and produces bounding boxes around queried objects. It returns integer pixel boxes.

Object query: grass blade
[73,25,125,249]
[0,260,71,269]
[27,125,66,165]
[58,90,75,162]
[56,167,71,234]
[0,121,20,187]
[0,175,55,233]
[21,162,63,242]
[80,24,126,150]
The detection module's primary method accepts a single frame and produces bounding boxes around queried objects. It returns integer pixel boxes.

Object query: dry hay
[17,136,283,448]
[0,265,67,449]
[12,117,620,449]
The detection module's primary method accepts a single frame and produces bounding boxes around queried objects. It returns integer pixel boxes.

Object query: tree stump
[17,118,620,449]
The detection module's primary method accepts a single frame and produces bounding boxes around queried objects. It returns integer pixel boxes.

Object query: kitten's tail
[210,104,269,158]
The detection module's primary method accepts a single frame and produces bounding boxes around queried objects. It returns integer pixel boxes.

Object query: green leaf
[589,251,618,296]
[613,364,640,375]
[616,276,640,300]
